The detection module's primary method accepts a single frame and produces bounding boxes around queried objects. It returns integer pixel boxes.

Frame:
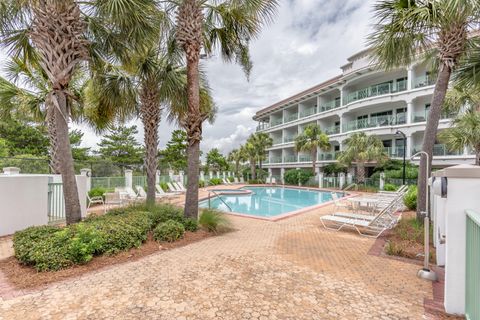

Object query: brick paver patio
[0,187,447,319]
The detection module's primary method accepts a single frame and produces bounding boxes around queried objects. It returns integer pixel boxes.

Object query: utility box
[432,164,480,315]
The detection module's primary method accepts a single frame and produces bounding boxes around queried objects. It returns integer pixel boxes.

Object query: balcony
[299,108,316,118]
[412,110,455,123]
[284,113,299,123]
[272,137,283,145]
[318,152,339,161]
[343,114,405,133]
[270,118,283,127]
[344,80,407,105]
[283,155,297,163]
[384,146,406,158]
[412,144,463,157]
[324,125,340,135]
[299,154,312,162]
[270,156,282,164]
[414,74,435,88]
[256,123,270,132]
[319,99,341,113]
[283,135,296,143]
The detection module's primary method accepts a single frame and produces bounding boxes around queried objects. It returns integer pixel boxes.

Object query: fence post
[319,172,324,188]
[379,172,385,190]
[347,172,353,185]
[209,171,213,180]
[125,169,133,189]
[179,171,184,185]
[155,170,160,185]
[339,173,345,189]
[80,168,91,192]
[280,168,285,185]
[200,171,205,182]
[168,169,174,181]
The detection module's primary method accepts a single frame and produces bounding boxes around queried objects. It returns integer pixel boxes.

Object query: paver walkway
[0,189,444,319]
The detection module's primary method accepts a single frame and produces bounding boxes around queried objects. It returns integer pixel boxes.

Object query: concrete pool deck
[0,186,457,319]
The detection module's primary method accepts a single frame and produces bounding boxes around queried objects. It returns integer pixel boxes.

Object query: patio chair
[104,192,123,213]
[321,198,402,238]
[87,194,104,209]
[331,192,352,212]
[167,182,184,193]
[234,177,240,184]
[222,178,231,185]
[240,177,245,183]
[174,181,187,191]
[156,184,178,197]
[125,186,145,202]
[271,177,277,184]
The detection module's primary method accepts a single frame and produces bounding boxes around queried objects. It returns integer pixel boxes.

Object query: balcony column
[406,100,413,124]
[280,168,285,184]
[339,85,345,106]
[339,113,344,134]
[407,65,414,91]
[406,134,412,157]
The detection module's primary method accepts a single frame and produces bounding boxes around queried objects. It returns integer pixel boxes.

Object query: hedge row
[13,204,198,271]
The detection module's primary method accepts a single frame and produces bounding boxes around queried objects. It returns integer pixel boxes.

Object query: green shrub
[153,220,185,242]
[160,182,169,192]
[227,176,234,183]
[145,204,184,228]
[248,179,262,184]
[383,184,398,191]
[88,187,106,200]
[183,218,198,232]
[13,225,61,265]
[199,209,230,233]
[199,180,205,188]
[209,178,223,186]
[403,185,417,210]
[284,169,313,185]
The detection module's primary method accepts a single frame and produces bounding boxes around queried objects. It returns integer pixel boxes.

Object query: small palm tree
[368,0,480,217]
[249,132,273,170]
[171,0,279,219]
[337,132,387,183]
[294,124,330,174]
[439,111,480,165]
[228,148,246,177]
[241,142,258,180]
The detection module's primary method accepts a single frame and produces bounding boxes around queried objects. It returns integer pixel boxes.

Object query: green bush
[209,178,223,186]
[183,218,198,232]
[88,187,106,200]
[199,209,230,233]
[403,185,417,210]
[284,169,313,185]
[248,179,262,184]
[13,225,61,265]
[198,180,205,188]
[383,184,398,191]
[153,220,185,242]
[227,176,234,183]
[160,182,169,192]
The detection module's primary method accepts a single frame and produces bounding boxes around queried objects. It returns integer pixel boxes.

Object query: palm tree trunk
[183,54,202,220]
[356,162,365,184]
[312,149,317,175]
[251,160,256,180]
[140,90,160,207]
[475,145,480,166]
[417,66,451,220]
[53,90,82,224]
[46,103,61,174]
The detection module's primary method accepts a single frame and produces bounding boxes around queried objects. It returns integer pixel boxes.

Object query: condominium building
[252,49,476,180]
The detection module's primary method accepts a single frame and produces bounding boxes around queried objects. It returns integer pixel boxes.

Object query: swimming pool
[199,186,344,219]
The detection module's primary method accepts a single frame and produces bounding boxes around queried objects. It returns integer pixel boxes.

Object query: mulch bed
[0,230,212,291]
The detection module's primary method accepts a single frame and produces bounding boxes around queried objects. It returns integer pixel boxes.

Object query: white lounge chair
[271,177,277,184]
[320,198,402,238]
[156,184,177,197]
[331,192,352,212]
[222,178,231,185]
[87,194,104,208]
[240,177,245,183]
[125,186,145,201]
[174,181,187,191]
[233,177,240,184]
[167,182,184,193]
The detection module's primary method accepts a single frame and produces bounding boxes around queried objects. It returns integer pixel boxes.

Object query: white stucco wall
[0,175,50,236]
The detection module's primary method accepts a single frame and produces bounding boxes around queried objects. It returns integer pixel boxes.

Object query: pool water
[199,186,344,218]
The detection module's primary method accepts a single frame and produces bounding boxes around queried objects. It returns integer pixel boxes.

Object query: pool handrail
[208,190,232,212]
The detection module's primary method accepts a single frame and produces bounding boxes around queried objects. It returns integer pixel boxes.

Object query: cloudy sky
[74,0,376,156]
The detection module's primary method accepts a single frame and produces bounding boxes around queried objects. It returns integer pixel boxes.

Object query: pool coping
[199,184,358,222]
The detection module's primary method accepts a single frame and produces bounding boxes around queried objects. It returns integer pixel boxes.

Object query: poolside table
[347,197,379,213]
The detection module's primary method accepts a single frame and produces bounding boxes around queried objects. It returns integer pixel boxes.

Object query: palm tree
[337,132,387,184]
[171,0,279,219]
[228,148,246,177]
[368,0,480,217]
[294,124,330,174]
[0,57,84,174]
[249,132,273,170]
[241,142,258,180]
[439,111,480,165]
[0,0,160,224]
